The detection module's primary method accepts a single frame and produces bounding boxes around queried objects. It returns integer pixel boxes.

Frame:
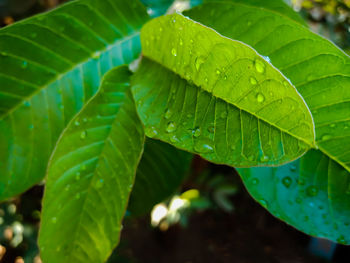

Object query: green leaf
[185,0,350,243]
[141,0,175,17]
[186,1,350,172]
[39,66,145,262]
[238,150,350,245]
[128,139,192,216]
[132,13,315,167]
[0,0,149,200]
[201,0,307,25]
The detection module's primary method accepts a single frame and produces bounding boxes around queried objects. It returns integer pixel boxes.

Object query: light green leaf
[132,13,315,167]
[186,1,350,172]
[238,150,350,245]
[186,0,350,243]
[128,139,192,216]
[39,66,145,262]
[0,0,149,201]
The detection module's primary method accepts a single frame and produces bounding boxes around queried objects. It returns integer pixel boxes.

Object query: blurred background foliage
[1,0,350,262]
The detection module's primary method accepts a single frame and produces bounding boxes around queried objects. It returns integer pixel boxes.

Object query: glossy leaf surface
[133,13,315,167]
[186,0,350,243]
[0,0,149,200]
[39,66,145,262]
[129,139,192,216]
[238,150,350,245]
[187,1,350,171]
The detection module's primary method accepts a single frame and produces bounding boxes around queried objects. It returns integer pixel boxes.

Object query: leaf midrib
[144,56,314,147]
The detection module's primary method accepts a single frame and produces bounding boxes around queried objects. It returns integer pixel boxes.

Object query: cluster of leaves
[1,0,350,262]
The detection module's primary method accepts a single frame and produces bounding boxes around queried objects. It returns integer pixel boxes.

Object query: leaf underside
[0,0,149,200]
[133,13,315,167]
[39,66,145,263]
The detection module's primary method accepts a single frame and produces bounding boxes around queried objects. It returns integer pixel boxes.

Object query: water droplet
[283,81,289,87]
[192,128,201,137]
[29,124,34,130]
[75,120,80,126]
[21,61,28,68]
[195,57,205,71]
[166,122,176,133]
[262,56,271,63]
[92,51,101,59]
[330,123,336,128]
[252,178,259,185]
[250,77,257,85]
[255,59,265,73]
[75,193,81,199]
[80,130,87,140]
[282,177,292,188]
[179,39,183,46]
[194,140,214,154]
[259,199,268,208]
[306,186,318,197]
[260,155,269,162]
[146,126,158,138]
[216,69,221,75]
[322,134,331,141]
[95,179,104,189]
[170,135,180,143]
[51,217,57,224]
[164,109,172,119]
[256,93,265,103]
[23,101,30,107]
[83,118,88,123]
[223,75,227,80]
[171,48,177,57]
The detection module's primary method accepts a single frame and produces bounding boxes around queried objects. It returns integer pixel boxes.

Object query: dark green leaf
[238,150,350,245]
[128,139,192,216]
[132,13,315,167]
[39,66,145,262]
[0,0,149,200]
[141,0,174,17]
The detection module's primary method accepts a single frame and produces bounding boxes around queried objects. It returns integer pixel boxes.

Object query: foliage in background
[1,0,350,262]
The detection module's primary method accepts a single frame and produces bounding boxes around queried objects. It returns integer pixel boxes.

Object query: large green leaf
[238,150,350,245]
[187,1,350,172]
[0,0,149,200]
[128,139,192,216]
[186,0,350,243]
[132,13,315,167]
[39,66,145,262]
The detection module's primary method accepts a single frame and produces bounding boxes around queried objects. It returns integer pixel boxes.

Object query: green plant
[1,0,350,261]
